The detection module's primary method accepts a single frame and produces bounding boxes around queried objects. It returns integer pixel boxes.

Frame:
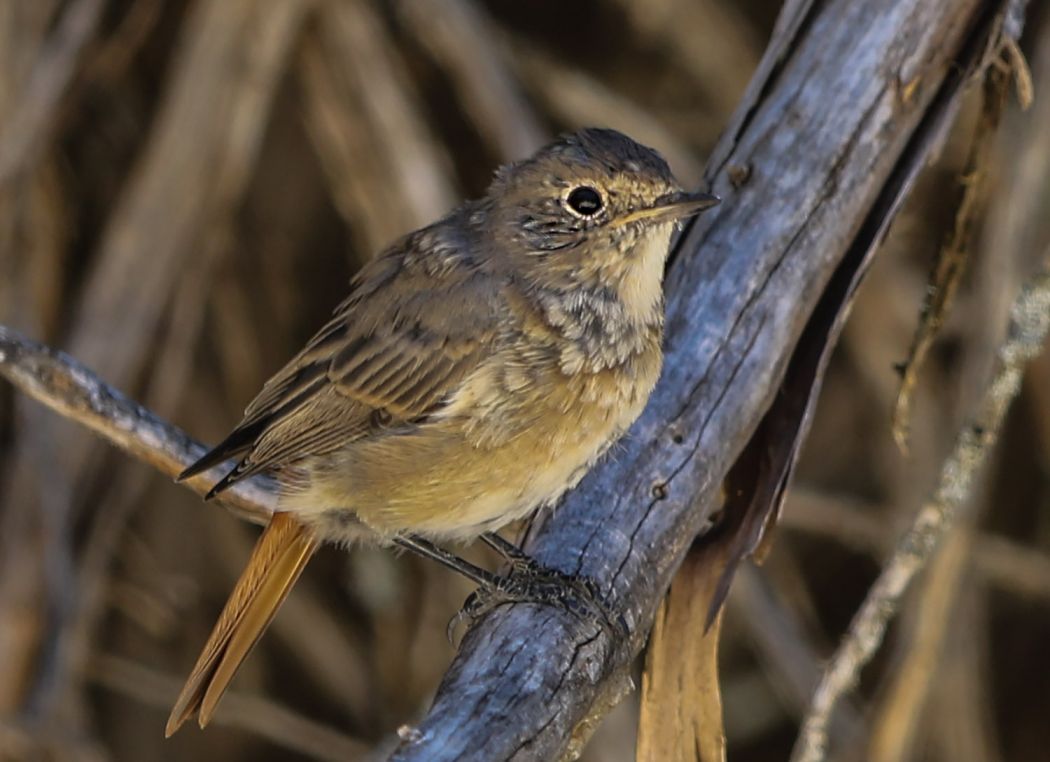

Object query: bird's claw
[446,561,627,643]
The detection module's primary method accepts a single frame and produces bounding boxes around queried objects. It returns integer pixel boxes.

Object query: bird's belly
[285,363,655,544]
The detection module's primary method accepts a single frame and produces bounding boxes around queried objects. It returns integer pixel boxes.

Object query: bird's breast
[291,337,661,543]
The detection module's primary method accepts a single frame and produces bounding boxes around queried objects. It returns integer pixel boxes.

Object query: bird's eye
[566,186,604,216]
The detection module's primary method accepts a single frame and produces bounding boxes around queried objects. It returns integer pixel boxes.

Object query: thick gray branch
[389,1,1006,760]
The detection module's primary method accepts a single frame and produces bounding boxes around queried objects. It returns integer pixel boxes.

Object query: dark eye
[566,186,604,216]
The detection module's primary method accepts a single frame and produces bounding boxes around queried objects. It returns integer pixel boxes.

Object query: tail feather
[166,512,318,736]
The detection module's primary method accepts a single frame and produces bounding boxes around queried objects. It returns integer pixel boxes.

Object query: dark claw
[448,561,627,642]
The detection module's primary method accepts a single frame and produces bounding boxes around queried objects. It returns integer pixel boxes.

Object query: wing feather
[180,224,502,496]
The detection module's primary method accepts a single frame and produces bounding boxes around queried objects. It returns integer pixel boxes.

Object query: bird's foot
[447,557,626,642]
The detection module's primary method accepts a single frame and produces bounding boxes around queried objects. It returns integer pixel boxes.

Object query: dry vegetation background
[1,0,1049,760]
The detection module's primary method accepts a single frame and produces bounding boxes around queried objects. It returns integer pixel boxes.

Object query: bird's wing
[181,231,502,497]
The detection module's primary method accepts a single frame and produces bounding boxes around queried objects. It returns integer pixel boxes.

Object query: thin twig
[604,0,759,116]
[867,518,977,761]
[790,267,1050,762]
[891,61,1011,450]
[299,0,457,254]
[61,233,228,712]
[313,0,457,224]
[0,325,277,522]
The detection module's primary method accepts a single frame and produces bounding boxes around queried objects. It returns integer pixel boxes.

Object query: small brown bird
[166,128,718,735]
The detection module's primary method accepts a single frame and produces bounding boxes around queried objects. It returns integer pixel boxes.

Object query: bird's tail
[166,512,318,736]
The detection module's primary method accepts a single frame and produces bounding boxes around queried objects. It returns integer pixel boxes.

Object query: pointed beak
[612,190,721,227]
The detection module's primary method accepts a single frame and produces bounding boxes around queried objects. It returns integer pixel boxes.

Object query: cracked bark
[387,0,1014,759]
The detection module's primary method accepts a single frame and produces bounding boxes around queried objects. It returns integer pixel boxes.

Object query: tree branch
[790,267,1050,762]
[387,1,1016,759]
[0,327,276,523]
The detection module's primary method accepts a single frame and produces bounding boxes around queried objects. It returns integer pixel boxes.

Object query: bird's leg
[392,535,502,588]
[478,533,602,617]
[469,533,626,638]
[479,531,534,567]
[479,531,600,610]
[394,534,625,641]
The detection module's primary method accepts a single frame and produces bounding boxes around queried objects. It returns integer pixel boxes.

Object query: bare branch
[790,268,1050,762]
[387,1,1018,759]
[0,326,276,523]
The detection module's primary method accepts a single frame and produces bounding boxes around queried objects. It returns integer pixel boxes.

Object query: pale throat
[614,223,673,325]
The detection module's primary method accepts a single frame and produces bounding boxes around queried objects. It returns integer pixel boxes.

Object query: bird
[165,127,719,736]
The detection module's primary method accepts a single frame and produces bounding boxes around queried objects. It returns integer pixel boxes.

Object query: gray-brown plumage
[167,128,718,735]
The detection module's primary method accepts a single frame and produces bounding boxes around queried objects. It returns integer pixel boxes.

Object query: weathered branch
[0,327,276,523]
[0,0,1019,759]
[790,267,1050,762]
[388,1,1013,759]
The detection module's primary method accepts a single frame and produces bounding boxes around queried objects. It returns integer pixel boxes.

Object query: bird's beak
[612,190,720,227]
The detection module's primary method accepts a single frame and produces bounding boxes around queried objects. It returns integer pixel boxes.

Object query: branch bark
[0,0,1019,758]
[0,327,276,522]
[389,1,1013,759]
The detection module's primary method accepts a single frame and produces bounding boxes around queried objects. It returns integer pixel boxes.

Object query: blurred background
[1,1,1049,760]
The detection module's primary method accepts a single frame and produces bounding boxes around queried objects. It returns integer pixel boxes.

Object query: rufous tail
[166,512,318,736]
